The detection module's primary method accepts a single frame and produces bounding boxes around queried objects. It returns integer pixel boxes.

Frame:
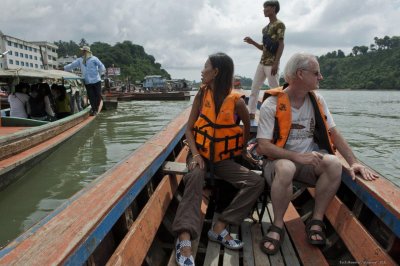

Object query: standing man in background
[244,0,285,120]
[64,46,105,116]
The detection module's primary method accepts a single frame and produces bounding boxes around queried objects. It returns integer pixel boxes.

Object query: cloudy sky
[1,0,399,81]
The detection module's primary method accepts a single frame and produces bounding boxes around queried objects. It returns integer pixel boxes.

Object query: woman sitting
[8,82,30,118]
[172,52,264,266]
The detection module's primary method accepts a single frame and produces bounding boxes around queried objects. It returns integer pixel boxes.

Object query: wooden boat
[0,68,102,191]
[0,106,398,265]
[108,90,191,101]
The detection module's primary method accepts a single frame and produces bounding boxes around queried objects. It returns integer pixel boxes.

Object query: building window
[48,55,51,60]
[35,64,38,68]
[25,54,28,58]
[15,51,19,56]
[29,55,32,59]
[34,56,37,60]
[24,45,28,50]
[7,41,12,46]
[34,48,37,53]
[21,62,24,66]
[9,59,13,64]
[9,51,13,55]
[19,44,23,49]
[14,43,18,48]
[30,63,33,67]
[26,62,29,66]
[16,61,19,65]
[29,47,32,51]
[20,53,23,58]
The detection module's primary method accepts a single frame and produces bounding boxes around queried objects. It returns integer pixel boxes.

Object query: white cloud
[1,0,399,81]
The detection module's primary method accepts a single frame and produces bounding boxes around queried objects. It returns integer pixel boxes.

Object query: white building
[0,31,58,71]
[30,41,58,70]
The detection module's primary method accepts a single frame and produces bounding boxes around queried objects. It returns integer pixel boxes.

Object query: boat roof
[0,69,83,80]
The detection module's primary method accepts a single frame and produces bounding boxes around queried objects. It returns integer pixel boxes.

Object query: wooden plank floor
[200,202,302,266]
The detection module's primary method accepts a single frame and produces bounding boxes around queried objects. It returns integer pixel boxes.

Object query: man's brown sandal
[260,224,285,255]
[306,219,326,246]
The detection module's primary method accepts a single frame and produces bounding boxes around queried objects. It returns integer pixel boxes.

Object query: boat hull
[0,102,102,191]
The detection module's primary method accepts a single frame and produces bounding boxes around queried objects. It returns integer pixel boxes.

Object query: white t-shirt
[8,93,30,118]
[257,92,335,153]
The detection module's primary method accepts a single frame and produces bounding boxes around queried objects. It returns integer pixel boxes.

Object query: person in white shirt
[64,45,105,116]
[8,82,30,118]
[256,52,378,255]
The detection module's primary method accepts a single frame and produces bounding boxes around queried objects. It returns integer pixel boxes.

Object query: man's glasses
[301,69,321,77]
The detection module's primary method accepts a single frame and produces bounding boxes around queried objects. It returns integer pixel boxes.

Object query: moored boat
[0,68,102,191]
[0,102,398,265]
[109,91,191,101]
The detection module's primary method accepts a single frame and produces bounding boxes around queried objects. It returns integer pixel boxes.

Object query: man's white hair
[284,53,317,83]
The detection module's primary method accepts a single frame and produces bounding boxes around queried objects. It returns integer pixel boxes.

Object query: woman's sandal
[260,224,285,255]
[175,239,195,266]
[208,228,244,250]
[305,219,326,246]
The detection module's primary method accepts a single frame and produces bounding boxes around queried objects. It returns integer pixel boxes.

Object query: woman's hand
[188,154,205,170]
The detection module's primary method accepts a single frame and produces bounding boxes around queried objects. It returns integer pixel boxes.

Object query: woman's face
[201,59,217,85]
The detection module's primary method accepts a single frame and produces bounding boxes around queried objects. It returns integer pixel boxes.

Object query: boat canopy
[0,69,83,80]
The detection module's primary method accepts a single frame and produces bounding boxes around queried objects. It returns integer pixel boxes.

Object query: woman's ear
[214,68,219,78]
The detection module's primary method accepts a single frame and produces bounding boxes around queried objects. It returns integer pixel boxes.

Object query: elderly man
[64,46,105,115]
[256,52,378,255]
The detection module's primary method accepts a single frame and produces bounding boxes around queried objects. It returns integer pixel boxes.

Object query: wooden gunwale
[308,188,396,265]
[338,155,400,239]
[105,146,188,265]
[0,108,90,162]
[0,107,191,265]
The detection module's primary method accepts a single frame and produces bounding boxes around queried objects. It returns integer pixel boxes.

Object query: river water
[0,90,399,248]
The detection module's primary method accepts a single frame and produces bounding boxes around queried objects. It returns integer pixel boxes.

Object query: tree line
[54,39,171,83]
[318,35,400,90]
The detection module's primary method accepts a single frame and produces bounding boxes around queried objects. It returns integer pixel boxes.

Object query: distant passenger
[172,52,264,266]
[28,83,56,121]
[74,91,83,111]
[8,82,30,118]
[64,45,105,116]
[53,85,71,119]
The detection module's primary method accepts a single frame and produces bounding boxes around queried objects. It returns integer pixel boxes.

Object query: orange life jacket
[193,87,244,162]
[263,87,336,154]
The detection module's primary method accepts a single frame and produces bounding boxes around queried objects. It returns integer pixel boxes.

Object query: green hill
[55,39,171,82]
[318,36,400,90]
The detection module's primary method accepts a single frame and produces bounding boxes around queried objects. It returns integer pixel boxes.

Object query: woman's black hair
[14,82,30,94]
[208,52,234,113]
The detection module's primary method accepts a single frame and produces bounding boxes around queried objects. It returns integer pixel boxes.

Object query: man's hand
[349,162,379,181]
[271,61,279,76]
[244,37,255,45]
